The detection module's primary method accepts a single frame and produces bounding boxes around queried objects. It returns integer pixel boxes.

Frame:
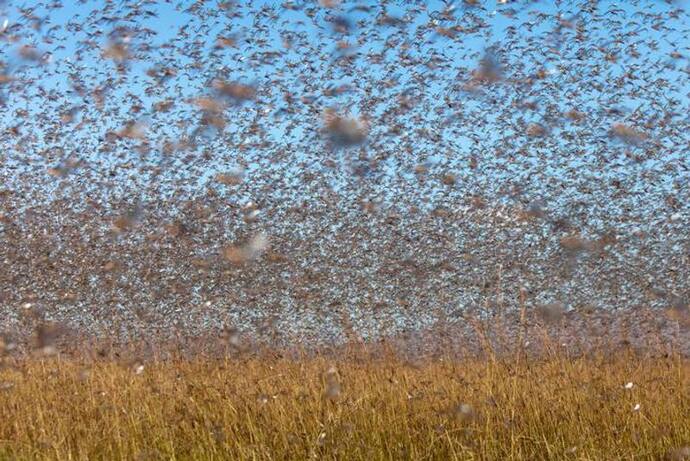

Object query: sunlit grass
[0,348,687,460]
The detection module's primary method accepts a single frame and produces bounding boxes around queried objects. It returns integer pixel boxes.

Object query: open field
[0,346,688,460]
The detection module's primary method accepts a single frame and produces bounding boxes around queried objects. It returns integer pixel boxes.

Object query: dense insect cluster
[0,0,688,354]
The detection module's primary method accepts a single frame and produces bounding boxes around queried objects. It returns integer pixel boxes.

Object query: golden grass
[0,350,688,460]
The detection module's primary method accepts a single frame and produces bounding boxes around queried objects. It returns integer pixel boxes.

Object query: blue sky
[0,0,688,226]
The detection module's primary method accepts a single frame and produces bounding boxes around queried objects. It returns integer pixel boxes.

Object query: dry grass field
[0,346,687,460]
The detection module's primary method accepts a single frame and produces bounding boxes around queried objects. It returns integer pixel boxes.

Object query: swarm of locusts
[0,0,688,352]
[0,1,689,459]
